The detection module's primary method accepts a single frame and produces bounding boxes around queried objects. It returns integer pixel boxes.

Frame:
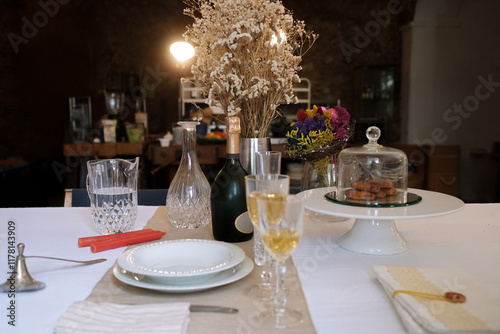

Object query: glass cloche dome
[336,126,408,205]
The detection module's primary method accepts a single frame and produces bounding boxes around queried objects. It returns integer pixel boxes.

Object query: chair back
[64,189,168,207]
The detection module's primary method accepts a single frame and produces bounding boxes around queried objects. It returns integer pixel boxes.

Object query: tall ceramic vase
[239,138,272,174]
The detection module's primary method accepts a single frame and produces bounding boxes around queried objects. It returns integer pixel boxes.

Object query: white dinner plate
[113,256,254,293]
[117,239,245,284]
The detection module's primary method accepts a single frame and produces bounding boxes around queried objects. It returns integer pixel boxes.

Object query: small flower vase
[300,156,337,191]
[300,155,347,223]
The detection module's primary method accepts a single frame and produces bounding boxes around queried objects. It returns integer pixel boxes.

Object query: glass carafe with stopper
[166,121,211,229]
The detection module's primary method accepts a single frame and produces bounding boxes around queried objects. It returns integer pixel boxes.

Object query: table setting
[2,197,500,334]
[3,67,500,334]
[2,0,500,332]
[3,136,500,334]
[56,204,315,334]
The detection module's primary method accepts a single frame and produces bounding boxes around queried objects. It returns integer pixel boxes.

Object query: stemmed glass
[244,175,271,299]
[243,151,282,300]
[258,194,305,329]
[256,151,281,175]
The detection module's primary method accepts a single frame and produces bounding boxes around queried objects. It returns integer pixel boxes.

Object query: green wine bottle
[211,116,253,242]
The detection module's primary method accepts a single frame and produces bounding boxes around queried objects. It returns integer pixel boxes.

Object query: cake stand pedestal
[299,188,464,255]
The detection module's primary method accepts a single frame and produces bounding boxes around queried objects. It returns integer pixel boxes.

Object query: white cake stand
[299,187,464,255]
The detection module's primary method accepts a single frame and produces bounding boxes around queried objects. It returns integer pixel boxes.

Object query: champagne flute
[255,150,282,276]
[244,173,288,300]
[256,151,281,175]
[258,195,305,329]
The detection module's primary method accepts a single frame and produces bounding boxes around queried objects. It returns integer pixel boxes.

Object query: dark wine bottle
[211,116,253,242]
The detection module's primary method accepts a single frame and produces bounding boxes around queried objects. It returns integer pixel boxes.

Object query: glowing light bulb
[270,30,287,46]
[170,42,195,63]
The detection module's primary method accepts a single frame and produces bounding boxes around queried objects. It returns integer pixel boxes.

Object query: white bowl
[158,138,171,147]
[117,239,246,284]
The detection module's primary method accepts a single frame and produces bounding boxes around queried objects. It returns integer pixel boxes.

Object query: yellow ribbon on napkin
[373,265,500,333]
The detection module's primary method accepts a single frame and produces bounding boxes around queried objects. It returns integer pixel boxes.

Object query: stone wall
[0,0,415,205]
[1,0,415,157]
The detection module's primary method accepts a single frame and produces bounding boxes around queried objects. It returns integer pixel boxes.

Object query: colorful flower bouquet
[285,105,354,186]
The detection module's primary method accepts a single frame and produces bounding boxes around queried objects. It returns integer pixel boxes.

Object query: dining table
[1,192,500,333]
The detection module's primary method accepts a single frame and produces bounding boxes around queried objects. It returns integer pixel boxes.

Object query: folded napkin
[54,301,190,334]
[373,265,500,334]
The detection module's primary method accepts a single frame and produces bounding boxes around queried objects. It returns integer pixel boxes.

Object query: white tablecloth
[0,206,154,334]
[1,203,499,333]
[294,203,500,333]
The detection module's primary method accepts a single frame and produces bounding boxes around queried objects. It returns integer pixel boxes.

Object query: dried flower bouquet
[183,0,317,138]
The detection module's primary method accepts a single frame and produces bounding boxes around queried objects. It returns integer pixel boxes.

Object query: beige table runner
[86,207,316,334]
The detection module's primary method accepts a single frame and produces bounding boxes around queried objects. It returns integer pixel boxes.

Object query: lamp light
[170,41,195,63]
[270,30,286,46]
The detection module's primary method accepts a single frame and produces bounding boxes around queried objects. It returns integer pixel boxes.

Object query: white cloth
[373,265,500,333]
[2,204,500,333]
[54,301,190,334]
[293,203,500,333]
[0,207,157,334]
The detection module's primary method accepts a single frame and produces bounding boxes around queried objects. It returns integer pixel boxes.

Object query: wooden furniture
[426,145,460,197]
[393,145,426,189]
[147,143,221,185]
[394,144,460,197]
[63,142,461,198]
[147,143,286,186]
[62,143,145,189]
[63,143,144,159]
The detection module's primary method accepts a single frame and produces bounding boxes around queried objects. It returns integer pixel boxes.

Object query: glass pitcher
[166,122,211,229]
[86,157,139,234]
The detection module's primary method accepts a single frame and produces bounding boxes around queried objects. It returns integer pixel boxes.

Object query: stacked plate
[113,239,253,293]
